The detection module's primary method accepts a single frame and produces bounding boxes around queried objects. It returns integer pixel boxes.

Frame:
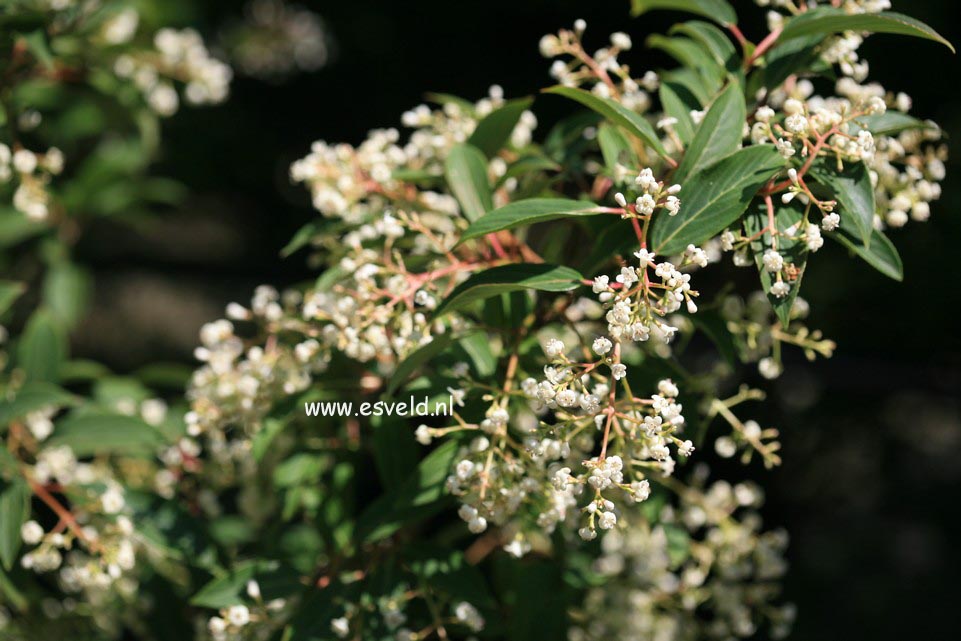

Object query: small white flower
[226,605,250,627]
[21,520,44,545]
[592,336,613,355]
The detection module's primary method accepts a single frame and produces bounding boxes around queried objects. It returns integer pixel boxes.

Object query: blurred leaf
[435,264,583,316]
[669,20,739,71]
[468,97,534,157]
[281,221,321,258]
[42,261,92,329]
[458,198,605,245]
[0,209,46,248]
[0,280,26,315]
[387,333,461,397]
[651,145,784,254]
[597,121,639,172]
[16,308,67,382]
[20,29,54,70]
[371,415,419,488]
[691,311,738,367]
[458,333,497,377]
[0,382,79,428]
[858,111,934,135]
[47,412,165,456]
[191,560,301,608]
[0,480,30,570]
[630,0,738,26]
[445,144,493,221]
[544,86,669,159]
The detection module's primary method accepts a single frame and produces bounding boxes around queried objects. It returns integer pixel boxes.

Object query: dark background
[72,1,961,639]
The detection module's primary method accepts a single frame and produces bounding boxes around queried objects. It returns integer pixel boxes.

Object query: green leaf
[0,480,30,570]
[355,440,459,543]
[457,333,497,378]
[630,0,738,26]
[858,111,934,136]
[468,98,534,157]
[386,333,460,397]
[371,415,419,488]
[46,412,165,457]
[597,122,639,173]
[647,34,724,95]
[544,86,670,159]
[754,35,823,91]
[674,82,745,183]
[658,83,696,144]
[744,206,808,326]
[691,310,738,368]
[0,382,79,428]
[778,9,954,53]
[16,308,67,383]
[434,264,583,317]
[458,198,607,245]
[830,226,903,282]
[280,221,320,257]
[651,145,784,255]
[0,280,26,316]
[20,30,55,70]
[807,158,875,246]
[42,261,92,329]
[669,21,739,71]
[191,561,301,608]
[445,144,493,222]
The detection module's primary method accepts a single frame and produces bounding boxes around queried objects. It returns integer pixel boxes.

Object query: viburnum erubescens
[0,0,951,639]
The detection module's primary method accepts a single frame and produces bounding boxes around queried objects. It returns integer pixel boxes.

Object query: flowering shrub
[0,0,952,639]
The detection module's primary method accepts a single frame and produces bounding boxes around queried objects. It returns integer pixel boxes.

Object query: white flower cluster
[207,581,286,641]
[225,0,330,79]
[540,20,658,111]
[114,28,232,117]
[187,288,321,440]
[291,86,535,219]
[18,449,140,598]
[570,471,794,641]
[0,144,64,221]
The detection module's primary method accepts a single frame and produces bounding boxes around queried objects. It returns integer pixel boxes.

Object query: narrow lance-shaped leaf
[807,157,875,247]
[651,144,785,255]
[0,280,25,315]
[458,198,607,245]
[468,97,534,157]
[0,481,30,570]
[544,86,670,159]
[647,34,724,96]
[597,123,639,173]
[674,81,745,183]
[830,226,903,282]
[744,206,808,327]
[434,264,583,317]
[445,144,493,222]
[658,84,696,144]
[777,8,954,53]
[630,0,738,27]
[16,308,67,383]
[0,382,79,427]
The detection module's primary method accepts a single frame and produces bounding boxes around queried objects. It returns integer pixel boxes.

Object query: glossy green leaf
[778,9,954,53]
[468,97,534,157]
[46,412,165,457]
[630,0,738,26]
[544,86,669,159]
[42,261,92,329]
[807,158,875,247]
[674,82,745,183]
[445,144,493,222]
[458,198,607,245]
[651,145,784,254]
[0,481,30,570]
[434,264,583,316]
[831,226,903,282]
